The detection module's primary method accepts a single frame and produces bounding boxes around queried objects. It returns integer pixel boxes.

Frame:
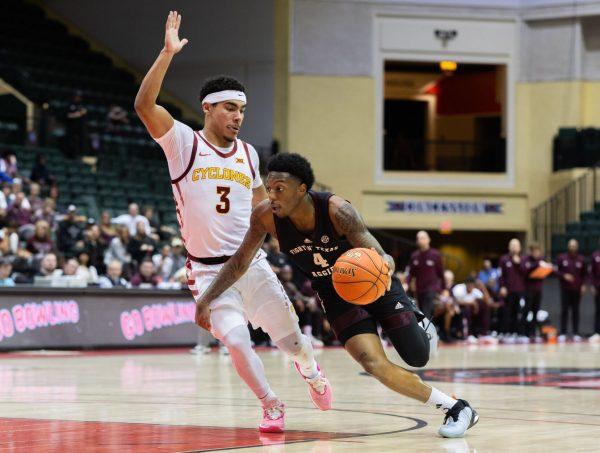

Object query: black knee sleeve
[381,311,430,368]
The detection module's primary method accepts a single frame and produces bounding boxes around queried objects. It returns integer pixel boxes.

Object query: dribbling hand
[371,248,394,291]
[164,11,188,54]
[195,302,211,331]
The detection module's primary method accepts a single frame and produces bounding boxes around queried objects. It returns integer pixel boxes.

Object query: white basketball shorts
[187,252,299,342]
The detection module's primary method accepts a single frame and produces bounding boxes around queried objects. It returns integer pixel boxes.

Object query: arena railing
[531,161,600,256]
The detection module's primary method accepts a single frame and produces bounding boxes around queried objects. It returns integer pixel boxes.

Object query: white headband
[202,90,246,105]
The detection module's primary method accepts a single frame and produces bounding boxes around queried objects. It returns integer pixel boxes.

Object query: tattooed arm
[195,200,275,330]
[329,196,395,287]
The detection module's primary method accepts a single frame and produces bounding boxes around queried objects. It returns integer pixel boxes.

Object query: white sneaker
[438,399,479,438]
[189,344,210,355]
[573,335,583,343]
[502,335,516,344]
[589,333,600,343]
[479,335,499,345]
[557,335,567,343]
[517,336,530,344]
[467,335,478,344]
[534,336,544,344]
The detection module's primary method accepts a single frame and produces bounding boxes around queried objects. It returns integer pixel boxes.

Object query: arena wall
[278,1,600,234]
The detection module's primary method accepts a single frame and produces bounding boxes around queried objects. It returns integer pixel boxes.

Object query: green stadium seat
[580,211,596,222]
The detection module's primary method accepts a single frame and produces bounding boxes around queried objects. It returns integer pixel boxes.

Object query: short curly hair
[267,153,315,190]
[198,76,246,103]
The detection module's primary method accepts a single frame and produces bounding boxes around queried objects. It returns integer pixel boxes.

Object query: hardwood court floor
[1,343,599,452]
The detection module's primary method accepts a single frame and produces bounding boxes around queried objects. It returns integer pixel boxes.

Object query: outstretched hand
[164,11,188,54]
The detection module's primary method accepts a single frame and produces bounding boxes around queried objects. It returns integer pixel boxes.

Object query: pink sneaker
[259,402,285,433]
[294,363,333,411]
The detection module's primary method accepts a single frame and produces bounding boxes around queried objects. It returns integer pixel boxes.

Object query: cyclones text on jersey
[191,166,252,189]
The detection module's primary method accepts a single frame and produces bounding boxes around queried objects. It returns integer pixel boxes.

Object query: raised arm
[195,201,273,329]
[329,196,395,287]
[134,11,188,138]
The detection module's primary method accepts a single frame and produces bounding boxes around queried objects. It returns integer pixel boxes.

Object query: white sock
[275,332,319,379]
[259,389,279,407]
[426,387,457,412]
[302,325,313,338]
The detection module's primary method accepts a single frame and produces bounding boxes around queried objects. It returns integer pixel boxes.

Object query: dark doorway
[384,99,427,170]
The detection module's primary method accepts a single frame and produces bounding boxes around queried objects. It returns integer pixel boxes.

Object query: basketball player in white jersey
[134,11,332,433]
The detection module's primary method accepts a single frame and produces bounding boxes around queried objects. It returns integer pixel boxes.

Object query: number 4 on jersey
[313,253,329,268]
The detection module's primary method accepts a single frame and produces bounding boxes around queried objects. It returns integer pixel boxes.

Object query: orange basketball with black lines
[332,248,390,305]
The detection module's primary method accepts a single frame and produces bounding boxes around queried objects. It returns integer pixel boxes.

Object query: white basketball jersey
[155,120,262,258]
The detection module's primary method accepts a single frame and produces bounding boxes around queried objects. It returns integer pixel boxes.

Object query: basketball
[332,248,390,305]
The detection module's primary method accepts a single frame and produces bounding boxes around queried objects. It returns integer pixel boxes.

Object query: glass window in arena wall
[383,61,507,173]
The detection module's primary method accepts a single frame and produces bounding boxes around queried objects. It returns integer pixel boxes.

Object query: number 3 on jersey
[216,186,230,213]
[313,253,329,268]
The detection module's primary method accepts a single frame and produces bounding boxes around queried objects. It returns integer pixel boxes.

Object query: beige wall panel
[287,75,375,207]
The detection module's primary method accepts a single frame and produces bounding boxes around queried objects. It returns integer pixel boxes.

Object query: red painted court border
[0,417,357,452]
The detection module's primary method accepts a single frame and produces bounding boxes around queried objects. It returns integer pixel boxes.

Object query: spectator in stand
[477,259,500,293]
[128,220,156,268]
[6,191,33,238]
[172,265,187,288]
[153,244,174,281]
[56,205,84,258]
[106,104,129,133]
[406,230,444,319]
[0,187,7,226]
[130,259,161,288]
[498,238,527,340]
[112,203,151,236]
[26,220,55,259]
[1,226,19,257]
[98,260,130,289]
[589,242,600,343]
[142,206,161,241]
[60,258,80,278]
[524,243,548,340]
[170,237,186,272]
[0,151,18,182]
[47,185,60,205]
[280,265,324,347]
[30,154,55,186]
[76,252,98,285]
[65,91,87,158]
[99,211,116,243]
[33,198,57,230]
[10,249,37,284]
[0,153,13,184]
[0,259,15,286]
[0,228,11,256]
[104,225,132,277]
[28,182,44,213]
[555,239,587,342]
[1,184,9,202]
[35,252,59,277]
[8,179,29,207]
[83,224,106,274]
